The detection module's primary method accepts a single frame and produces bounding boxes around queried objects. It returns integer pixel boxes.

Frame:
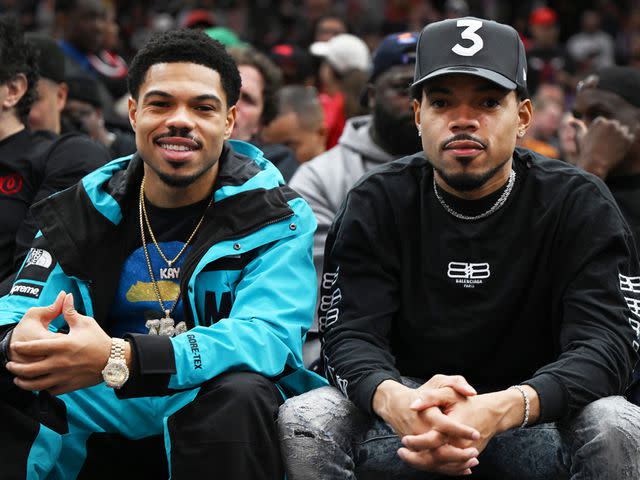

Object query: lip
[155,136,200,163]
[443,140,485,158]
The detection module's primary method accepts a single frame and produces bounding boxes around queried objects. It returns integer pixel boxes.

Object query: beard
[433,156,510,192]
[372,103,423,156]
[146,157,218,188]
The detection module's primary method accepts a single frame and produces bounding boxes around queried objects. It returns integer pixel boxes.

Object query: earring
[517,130,525,138]
[417,127,422,137]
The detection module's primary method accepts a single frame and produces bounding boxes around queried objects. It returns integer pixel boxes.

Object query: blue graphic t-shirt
[108,196,211,337]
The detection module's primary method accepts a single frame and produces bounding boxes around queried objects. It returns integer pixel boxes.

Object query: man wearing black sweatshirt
[279,17,640,479]
[0,18,109,295]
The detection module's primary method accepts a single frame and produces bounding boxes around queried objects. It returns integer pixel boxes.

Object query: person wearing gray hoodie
[290,32,423,365]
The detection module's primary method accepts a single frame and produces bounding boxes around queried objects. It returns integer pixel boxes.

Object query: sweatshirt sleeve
[523,181,639,423]
[320,182,403,415]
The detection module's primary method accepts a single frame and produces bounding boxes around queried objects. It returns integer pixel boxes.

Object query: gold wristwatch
[101,338,129,388]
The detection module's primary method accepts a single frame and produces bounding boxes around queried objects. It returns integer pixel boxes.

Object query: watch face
[102,361,129,387]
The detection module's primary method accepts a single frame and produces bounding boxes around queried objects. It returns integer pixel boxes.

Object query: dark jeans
[0,371,284,479]
[279,383,640,479]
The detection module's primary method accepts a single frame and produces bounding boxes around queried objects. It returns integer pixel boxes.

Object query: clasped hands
[373,374,518,476]
[5,290,112,396]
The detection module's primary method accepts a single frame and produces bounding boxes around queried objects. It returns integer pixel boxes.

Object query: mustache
[154,127,202,147]
[440,133,487,150]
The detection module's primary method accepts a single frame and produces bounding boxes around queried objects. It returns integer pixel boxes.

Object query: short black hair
[127,29,241,108]
[0,16,38,125]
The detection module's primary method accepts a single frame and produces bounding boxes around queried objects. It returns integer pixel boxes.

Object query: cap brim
[412,66,517,90]
[309,41,330,58]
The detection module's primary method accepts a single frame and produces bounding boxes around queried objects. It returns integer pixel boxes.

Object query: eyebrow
[425,86,451,95]
[143,90,223,106]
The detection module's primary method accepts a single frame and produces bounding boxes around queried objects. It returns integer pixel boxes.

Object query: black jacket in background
[0,129,110,294]
[320,148,639,424]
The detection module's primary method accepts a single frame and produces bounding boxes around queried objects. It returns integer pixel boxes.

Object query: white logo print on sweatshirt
[447,262,490,288]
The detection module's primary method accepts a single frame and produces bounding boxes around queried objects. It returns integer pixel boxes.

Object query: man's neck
[435,158,513,201]
[142,165,219,209]
[0,113,25,142]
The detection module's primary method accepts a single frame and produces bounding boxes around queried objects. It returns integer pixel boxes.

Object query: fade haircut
[127,29,241,107]
[229,46,283,126]
[276,85,324,130]
[0,16,38,125]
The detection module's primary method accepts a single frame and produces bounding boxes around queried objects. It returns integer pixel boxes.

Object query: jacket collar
[31,140,295,283]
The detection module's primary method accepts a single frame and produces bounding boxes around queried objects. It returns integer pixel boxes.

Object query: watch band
[110,338,126,362]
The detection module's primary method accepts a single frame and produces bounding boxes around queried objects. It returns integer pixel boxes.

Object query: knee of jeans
[576,396,640,446]
[278,386,353,440]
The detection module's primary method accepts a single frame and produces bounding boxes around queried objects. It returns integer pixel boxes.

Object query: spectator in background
[179,8,217,30]
[526,7,575,95]
[262,86,327,163]
[567,10,616,75]
[270,44,316,86]
[0,17,109,295]
[290,32,420,367]
[63,75,136,159]
[310,33,371,148]
[229,46,299,181]
[313,13,348,42]
[54,0,113,112]
[572,67,640,241]
[519,88,564,159]
[87,2,128,101]
[26,33,69,135]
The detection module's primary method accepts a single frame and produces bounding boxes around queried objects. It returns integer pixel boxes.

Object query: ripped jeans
[278,382,640,479]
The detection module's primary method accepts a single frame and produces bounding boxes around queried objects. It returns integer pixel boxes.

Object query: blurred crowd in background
[2,0,640,171]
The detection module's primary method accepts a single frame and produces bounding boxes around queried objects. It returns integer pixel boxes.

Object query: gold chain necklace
[140,176,213,267]
[138,176,212,336]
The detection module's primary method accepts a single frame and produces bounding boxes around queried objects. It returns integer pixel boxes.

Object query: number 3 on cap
[452,19,483,56]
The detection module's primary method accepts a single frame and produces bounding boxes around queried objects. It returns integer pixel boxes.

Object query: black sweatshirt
[320,148,640,424]
[0,129,110,291]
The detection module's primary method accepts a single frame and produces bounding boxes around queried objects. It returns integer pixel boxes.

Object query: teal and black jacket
[0,140,327,398]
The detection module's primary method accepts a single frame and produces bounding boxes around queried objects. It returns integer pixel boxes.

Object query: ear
[316,123,328,142]
[224,105,237,139]
[2,74,28,110]
[413,98,421,130]
[367,84,376,110]
[57,83,68,112]
[517,98,533,138]
[128,96,137,131]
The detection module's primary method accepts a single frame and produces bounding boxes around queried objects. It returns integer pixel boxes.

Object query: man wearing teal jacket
[0,28,325,479]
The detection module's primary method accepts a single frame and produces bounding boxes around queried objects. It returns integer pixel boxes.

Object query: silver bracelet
[509,385,530,428]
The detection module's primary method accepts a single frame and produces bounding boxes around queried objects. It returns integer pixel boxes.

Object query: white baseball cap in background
[310,34,372,74]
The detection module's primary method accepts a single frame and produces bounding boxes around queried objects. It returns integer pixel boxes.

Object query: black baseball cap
[369,31,418,83]
[24,33,66,84]
[412,17,528,96]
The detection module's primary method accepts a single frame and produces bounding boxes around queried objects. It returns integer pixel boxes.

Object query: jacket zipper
[179,212,294,328]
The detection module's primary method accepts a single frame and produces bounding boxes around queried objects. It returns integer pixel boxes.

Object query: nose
[447,105,480,133]
[165,104,196,131]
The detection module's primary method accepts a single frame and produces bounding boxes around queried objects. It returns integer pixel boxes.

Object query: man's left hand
[6,293,112,395]
[400,386,540,470]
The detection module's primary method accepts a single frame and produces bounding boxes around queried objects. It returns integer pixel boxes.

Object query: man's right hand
[9,291,66,363]
[372,375,481,476]
[577,117,636,179]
